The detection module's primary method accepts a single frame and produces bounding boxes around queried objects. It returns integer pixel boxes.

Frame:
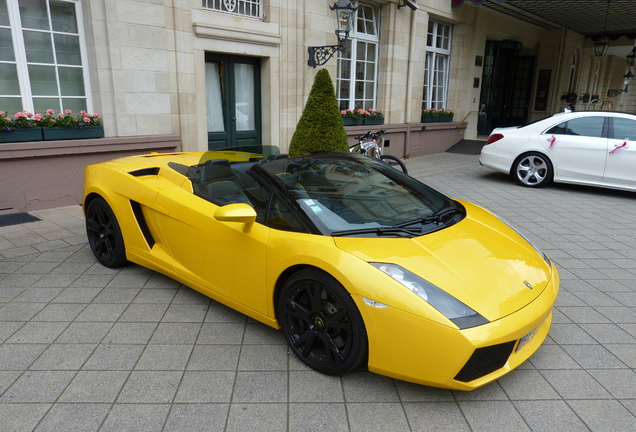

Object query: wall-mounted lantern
[626,46,636,67]
[307,0,357,68]
[607,70,635,97]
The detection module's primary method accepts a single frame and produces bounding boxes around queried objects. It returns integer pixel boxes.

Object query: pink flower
[46,109,55,115]
[65,109,72,114]
[83,117,90,123]
[58,113,64,118]
[94,113,101,118]
[34,114,43,120]
[80,110,87,114]
[72,118,78,122]
[26,112,33,117]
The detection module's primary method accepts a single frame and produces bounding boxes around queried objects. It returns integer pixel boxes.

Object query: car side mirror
[214,203,257,232]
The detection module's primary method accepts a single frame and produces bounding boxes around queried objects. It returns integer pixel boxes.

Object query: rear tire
[379,154,408,173]
[85,197,127,268]
[511,152,553,188]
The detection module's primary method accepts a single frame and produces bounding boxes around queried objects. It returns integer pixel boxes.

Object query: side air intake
[129,167,160,177]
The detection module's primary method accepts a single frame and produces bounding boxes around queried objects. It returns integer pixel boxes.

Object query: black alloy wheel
[85,197,127,268]
[278,269,368,375]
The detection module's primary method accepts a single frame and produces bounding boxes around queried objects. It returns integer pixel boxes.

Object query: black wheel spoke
[295,328,317,356]
[86,217,100,233]
[285,297,311,323]
[319,332,345,363]
[308,282,324,312]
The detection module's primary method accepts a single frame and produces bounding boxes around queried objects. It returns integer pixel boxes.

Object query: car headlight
[496,216,551,266]
[371,263,488,329]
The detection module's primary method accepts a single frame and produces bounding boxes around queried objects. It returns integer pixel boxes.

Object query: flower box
[439,116,454,122]
[0,127,43,143]
[364,117,384,125]
[343,117,363,126]
[421,116,439,123]
[42,126,104,141]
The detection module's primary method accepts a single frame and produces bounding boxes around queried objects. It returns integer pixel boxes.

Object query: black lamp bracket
[607,88,628,97]
[308,43,345,68]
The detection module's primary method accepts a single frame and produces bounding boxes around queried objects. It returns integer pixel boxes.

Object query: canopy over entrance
[452,0,636,40]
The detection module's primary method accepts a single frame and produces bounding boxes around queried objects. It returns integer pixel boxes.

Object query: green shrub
[288,68,348,156]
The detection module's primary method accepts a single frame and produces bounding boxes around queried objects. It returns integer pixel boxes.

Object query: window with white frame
[202,0,262,19]
[422,20,452,110]
[337,2,379,111]
[0,0,91,114]
[567,50,578,92]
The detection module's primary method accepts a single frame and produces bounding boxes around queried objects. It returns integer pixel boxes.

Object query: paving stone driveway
[1,152,635,431]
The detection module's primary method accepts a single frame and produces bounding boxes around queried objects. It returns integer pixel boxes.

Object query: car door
[543,115,608,181]
[152,187,270,315]
[602,116,636,186]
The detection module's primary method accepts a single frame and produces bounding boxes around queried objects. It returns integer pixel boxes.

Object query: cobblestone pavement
[1,152,636,431]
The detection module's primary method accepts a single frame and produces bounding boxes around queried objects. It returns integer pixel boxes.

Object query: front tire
[277,269,368,375]
[85,197,127,268]
[511,152,553,187]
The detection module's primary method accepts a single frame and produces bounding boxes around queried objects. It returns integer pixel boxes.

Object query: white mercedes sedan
[479,111,636,191]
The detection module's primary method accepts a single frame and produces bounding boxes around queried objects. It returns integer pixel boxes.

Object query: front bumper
[354,262,559,390]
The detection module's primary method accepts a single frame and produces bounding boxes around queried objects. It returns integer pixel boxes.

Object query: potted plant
[364,108,384,125]
[42,109,104,140]
[582,93,591,103]
[0,110,43,143]
[289,68,348,156]
[341,108,365,126]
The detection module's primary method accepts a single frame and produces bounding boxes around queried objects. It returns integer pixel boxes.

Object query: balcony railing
[202,0,262,18]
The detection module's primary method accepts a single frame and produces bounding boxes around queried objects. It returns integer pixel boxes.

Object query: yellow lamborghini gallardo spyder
[83,151,559,390]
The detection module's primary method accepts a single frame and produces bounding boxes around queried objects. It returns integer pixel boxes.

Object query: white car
[479,111,636,191]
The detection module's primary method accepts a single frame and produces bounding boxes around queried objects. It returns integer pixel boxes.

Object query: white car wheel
[511,152,553,188]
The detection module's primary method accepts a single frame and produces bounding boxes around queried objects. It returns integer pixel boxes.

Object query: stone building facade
[1,0,634,212]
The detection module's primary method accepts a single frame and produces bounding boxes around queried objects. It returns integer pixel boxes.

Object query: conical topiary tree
[288,68,349,156]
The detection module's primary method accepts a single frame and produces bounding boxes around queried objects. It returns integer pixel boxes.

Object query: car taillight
[486,133,504,145]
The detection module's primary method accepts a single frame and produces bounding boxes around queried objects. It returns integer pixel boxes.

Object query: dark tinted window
[612,117,636,141]
[546,116,605,138]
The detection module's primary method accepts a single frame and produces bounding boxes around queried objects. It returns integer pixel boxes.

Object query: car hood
[333,202,552,322]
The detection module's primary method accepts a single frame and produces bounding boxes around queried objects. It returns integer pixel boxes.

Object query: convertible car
[83,150,559,390]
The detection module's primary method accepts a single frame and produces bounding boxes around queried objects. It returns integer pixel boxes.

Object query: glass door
[205,53,261,151]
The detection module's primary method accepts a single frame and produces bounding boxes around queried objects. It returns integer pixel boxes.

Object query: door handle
[610,141,628,154]
[231,117,236,125]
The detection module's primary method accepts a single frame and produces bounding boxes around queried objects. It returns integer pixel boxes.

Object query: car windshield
[258,154,462,236]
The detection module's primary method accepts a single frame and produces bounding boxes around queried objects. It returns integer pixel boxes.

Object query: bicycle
[349,129,408,173]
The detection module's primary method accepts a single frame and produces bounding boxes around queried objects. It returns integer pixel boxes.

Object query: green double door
[205,53,262,152]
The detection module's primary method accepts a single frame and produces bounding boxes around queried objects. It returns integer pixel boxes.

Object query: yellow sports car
[83,151,559,390]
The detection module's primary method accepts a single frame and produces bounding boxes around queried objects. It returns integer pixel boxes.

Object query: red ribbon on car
[549,135,556,149]
[609,141,627,154]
